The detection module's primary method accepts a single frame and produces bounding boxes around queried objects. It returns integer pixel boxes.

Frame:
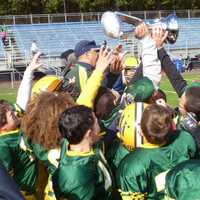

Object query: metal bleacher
[10,22,119,59]
[9,18,200,60]
[0,38,8,72]
[0,11,200,75]
[0,39,5,58]
[169,18,200,50]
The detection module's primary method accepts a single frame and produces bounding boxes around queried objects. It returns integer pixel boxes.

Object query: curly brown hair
[22,92,75,150]
[0,100,12,128]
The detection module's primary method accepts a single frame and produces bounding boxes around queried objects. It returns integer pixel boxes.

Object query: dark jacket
[158,48,187,97]
[0,163,25,200]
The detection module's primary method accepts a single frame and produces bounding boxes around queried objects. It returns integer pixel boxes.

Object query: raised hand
[95,46,115,73]
[151,26,168,49]
[109,52,126,74]
[27,52,43,71]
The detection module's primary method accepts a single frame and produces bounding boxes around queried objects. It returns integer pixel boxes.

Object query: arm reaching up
[77,46,115,108]
[151,26,187,97]
[135,23,162,89]
[16,52,42,111]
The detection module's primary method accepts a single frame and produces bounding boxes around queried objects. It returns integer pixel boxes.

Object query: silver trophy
[101,11,179,44]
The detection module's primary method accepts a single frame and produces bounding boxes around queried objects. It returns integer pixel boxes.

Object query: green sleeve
[179,130,197,158]
[61,66,82,100]
[77,69,104,109]
[32,143,57,175]
[116,153,147,200]
[13,149,38,193]
[187,131,198,157]
[13,134,38,192]
[0,145,12,171]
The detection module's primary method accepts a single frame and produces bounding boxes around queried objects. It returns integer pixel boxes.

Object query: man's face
[3,110,20,131]
[123,68,137,85]
[87,49,99,66]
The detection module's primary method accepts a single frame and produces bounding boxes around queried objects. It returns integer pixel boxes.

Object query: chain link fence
[0,10,200,25]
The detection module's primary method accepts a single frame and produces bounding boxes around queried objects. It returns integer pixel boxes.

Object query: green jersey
[165,160,200,200]
[106,139,130,173]
[22,133,61,175]
[22,135,61,199]
[61,63,93,99]
[31,143,60,175]
[117,130,197,200]
[0,103,24,171]
[53,140,114,200]
[0,129,38,192]
[0,129,19,171]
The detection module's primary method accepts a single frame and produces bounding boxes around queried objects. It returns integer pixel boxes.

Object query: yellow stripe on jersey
[141,142,164,149]
[119,189,147,200]
[0,129,19,137]
[66,149,94,157]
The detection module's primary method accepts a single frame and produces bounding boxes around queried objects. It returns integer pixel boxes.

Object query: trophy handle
[115,12,143,26]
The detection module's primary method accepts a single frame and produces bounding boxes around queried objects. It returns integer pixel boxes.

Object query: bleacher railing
[1,10,200,25]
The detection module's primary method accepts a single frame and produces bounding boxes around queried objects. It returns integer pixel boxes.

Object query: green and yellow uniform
[0,129,38,193]
[0,129,19,171]
[22,135,59,200]
[61,62,93,99]
[165,160,200,200]
[117,130,197,200]
[20,68,105,200]
[0,103,38,195]
[53,140,114,200]
[32,143,61,200]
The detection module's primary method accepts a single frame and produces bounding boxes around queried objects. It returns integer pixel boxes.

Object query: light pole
[63,0,66,13]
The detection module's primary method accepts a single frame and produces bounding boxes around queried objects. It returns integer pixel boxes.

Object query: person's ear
[0,124,8,132]
[84,129,92,140]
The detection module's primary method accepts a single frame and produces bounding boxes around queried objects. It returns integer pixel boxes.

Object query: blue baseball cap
[74,40,100,57]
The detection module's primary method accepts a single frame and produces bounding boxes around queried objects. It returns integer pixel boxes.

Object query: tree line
[0,0,200,15]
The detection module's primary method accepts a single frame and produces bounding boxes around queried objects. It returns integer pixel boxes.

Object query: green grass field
[0,84,18,103]
[160,72,199,107]
[0,72,199,107]
[0,88,17,102]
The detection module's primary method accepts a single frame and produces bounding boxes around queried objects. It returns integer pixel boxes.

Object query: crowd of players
[0,22,200,200]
